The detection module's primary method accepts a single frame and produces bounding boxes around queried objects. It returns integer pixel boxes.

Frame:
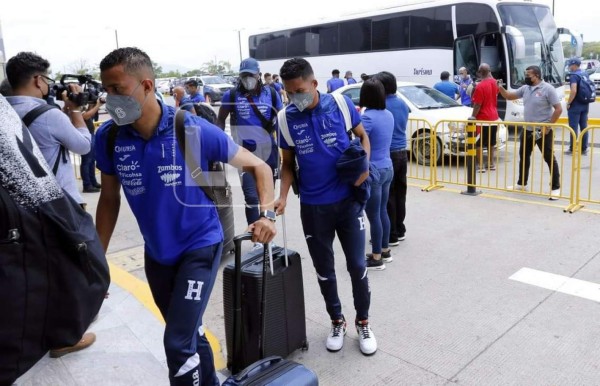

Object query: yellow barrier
[409,120,578,210]
[406,118,436,189]
[569,125,600,212]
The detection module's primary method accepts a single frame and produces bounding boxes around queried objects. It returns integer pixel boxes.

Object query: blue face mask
[290,92,314,112]
[105,82,147,126]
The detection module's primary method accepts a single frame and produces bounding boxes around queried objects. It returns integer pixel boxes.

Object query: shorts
[476,125,498,148]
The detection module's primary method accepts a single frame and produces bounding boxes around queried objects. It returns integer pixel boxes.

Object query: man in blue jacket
[276,58,378,356]
[95,47,276,386]
[217,58,282,249]
[434,71,460,100]
[565,57,590,155]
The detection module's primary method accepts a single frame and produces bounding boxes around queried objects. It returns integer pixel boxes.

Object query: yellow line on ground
[108,262,227,370]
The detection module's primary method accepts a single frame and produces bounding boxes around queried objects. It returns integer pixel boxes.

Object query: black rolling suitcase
[223,222,309,374]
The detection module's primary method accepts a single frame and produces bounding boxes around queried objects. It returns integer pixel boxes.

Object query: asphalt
[13,167,600,385]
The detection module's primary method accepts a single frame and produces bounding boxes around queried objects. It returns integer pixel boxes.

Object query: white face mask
[241,76,258,91]
[290,92,314,112]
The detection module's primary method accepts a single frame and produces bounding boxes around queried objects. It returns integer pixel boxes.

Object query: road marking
[509,267,600,302]
[109,262,227,370]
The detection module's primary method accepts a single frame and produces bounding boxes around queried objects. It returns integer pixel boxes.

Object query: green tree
[153,61,163,77]
[201,60,232,75]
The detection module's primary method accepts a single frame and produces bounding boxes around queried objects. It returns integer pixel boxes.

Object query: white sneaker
[549,189,560,201]
[326,318,347,352]
[355,320,377,355]
[511,184,527,191]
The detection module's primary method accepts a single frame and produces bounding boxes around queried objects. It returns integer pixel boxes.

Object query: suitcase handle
[233,356,284,382]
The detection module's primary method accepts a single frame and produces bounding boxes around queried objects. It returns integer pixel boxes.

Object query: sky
[1,0,597,75]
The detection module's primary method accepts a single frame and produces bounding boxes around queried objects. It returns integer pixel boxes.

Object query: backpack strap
[228,88,237,126]
[22,104,67,175]
[16,123,48,178]
[331,93,353,132]
[173,109,218,204]
[105,122,121,162]
[22,104,57,127]
[277,106,294,147]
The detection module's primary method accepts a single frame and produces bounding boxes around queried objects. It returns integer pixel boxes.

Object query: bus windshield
[498,4,564,88]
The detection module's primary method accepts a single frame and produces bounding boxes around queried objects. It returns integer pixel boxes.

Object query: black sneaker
[366,257,385,271]
[83,186,100,193]
[388,237,400,246]
[366,251,393,263]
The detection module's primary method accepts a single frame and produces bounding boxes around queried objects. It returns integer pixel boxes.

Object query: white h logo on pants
[185,280,204,300]
[358,216,366,231]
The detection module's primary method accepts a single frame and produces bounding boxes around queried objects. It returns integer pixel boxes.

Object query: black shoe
[92,183,102,188]
[366,250,393,263]
[582,150,588,156]
[366,257,385,271]
[83,186,100,193]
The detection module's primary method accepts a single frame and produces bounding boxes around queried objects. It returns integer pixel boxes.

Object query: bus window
[339,19,371,53]
[456,4,499,37]
[454,35,478,77]
[372,14,409,50]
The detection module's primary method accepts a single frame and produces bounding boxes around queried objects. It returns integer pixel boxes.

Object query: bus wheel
[411,131,442,166]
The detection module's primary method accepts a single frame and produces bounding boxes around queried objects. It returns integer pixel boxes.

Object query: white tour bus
[244,0,582,123]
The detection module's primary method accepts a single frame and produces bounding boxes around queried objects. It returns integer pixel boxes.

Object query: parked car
[589,67,600,91]
[185,75,235,104]
[156,80,170,94]
[333,81,507,165]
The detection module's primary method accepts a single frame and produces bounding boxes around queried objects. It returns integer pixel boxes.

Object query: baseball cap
[567,57,581,66]
[239,58,260,75]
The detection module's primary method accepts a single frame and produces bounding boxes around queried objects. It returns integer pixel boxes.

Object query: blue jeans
[80,135,98,188]
[300,197,370,321]
[568,106,589,152]
[144,243,222,386]
[365,167,394,254]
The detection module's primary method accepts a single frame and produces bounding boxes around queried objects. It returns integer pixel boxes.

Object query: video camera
[53,74,104,106]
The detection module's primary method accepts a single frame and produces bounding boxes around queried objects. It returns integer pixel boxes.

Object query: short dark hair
[280,58,314,81]
[526,65,542,78]
[0,79,13,96]
[99,47,155,80]
[264,72,271,78]
[332,69,340,75]
[185,79,199,87]
[6,52,50,90]
[440,71,450,80]
[359,79,386,110]
[373,71,397,95]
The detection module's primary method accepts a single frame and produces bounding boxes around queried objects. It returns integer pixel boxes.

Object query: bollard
[461,119,481,196]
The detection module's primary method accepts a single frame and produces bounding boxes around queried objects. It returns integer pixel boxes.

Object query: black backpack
[573,71,597,104]
[0,100,110,385]
[21,104,68,175]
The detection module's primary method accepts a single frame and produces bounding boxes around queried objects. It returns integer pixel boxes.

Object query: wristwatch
[259,210,277,222]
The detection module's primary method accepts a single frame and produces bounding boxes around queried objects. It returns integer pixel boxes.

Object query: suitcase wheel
[301,340,309,351]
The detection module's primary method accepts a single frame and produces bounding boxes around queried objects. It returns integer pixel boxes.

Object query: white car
[333,81,507,165]
[589,67,600,91]
[156,80,170,94]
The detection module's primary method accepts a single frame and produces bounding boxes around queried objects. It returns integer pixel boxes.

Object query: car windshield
[398,85,461,109]
[202,76,227,84]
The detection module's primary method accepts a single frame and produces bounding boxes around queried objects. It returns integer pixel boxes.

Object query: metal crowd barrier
[406,118,436,188]
[406,119,579,212]
[569,125,600,212]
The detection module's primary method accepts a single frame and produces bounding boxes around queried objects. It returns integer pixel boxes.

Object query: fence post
[461,119,481,196]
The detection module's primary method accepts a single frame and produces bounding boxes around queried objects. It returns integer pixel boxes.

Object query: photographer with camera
[5,52,92,207]
[5,52,96,356]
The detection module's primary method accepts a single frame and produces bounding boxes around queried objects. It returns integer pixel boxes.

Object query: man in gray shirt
[5,52,91,206]
[499,65,562,200]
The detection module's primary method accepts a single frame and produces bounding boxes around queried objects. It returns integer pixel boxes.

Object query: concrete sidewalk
[14,181,600,385]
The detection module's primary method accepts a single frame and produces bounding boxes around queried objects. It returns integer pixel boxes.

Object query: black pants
[517,130,560,190]
[387,150,408,239]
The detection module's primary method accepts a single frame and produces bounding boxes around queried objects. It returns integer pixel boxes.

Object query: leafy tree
[201,60,232,75]
[153,61,163,77]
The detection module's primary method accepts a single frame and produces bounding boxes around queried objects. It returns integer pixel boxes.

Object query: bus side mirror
[501,26,526,60]
[558,27,583,58]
